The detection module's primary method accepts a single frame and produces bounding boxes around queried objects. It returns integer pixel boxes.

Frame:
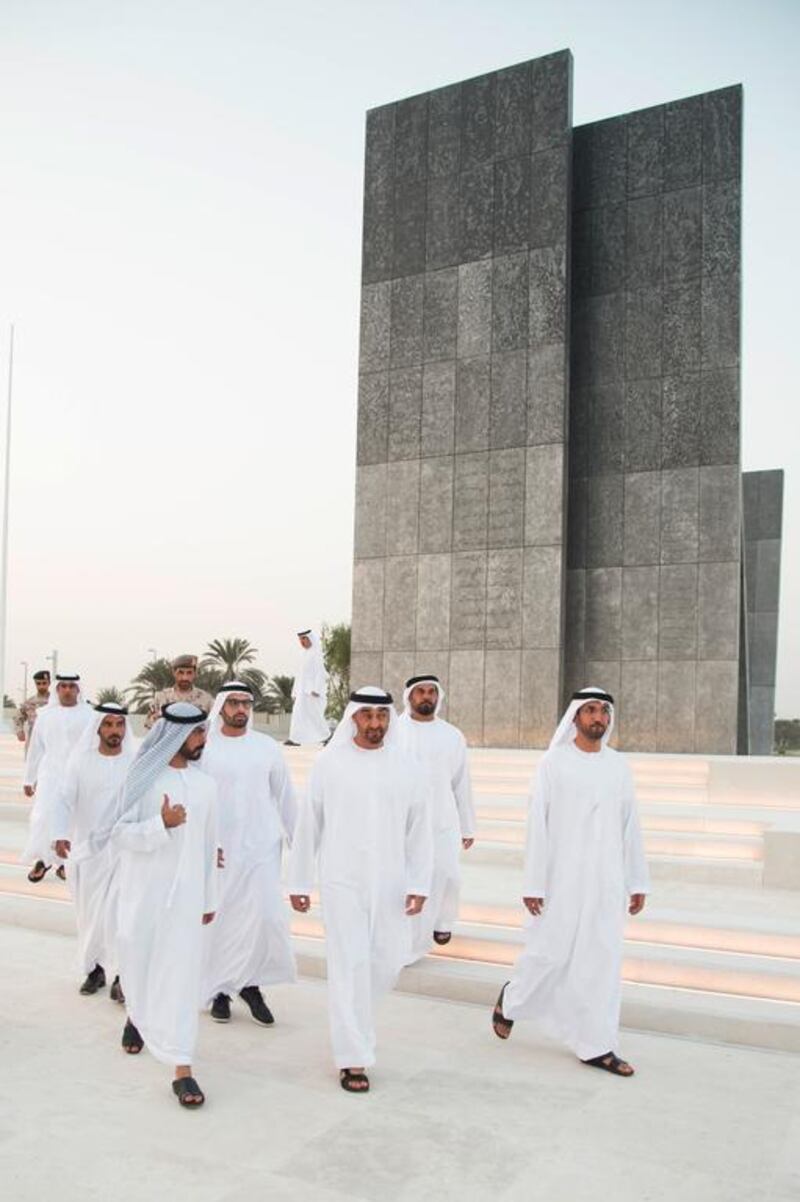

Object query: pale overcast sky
[0,0,797,712]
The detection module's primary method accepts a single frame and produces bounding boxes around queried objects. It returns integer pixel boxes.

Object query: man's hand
[202,912,215,925]
[161,794,186,829]
[54,839,71,860]
[523,896,544,916]
[405,894,426,916]
[629,893,646,916]
[23,785,35,798]
[290,894,311,912]
[216,848,225,869]
[311,692,320,698]
[16,731,25,743]
[462,837,474,850]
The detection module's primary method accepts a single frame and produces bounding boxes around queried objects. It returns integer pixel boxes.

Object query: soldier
[14,670,51,753]
[144,655,214,730]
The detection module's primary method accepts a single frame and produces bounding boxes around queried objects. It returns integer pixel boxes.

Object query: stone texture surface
[742,470,784,753]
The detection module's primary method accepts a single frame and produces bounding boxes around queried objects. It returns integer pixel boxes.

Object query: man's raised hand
[523,896,544,916]
[290,894,311,913]
[629,893,646,916]
[161,794,186,829]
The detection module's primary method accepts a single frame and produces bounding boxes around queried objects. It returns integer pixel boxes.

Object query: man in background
[144,654,214,730]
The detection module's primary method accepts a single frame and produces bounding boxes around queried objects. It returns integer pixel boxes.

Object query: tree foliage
[321,622,351,721]
[264,674,294,714]
[96,686,126,707]
[201,638,258,681]
[125,658,175,714]
[775,719,800,755]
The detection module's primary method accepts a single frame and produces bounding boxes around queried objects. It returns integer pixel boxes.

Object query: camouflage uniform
[144,686,214,730]
[14,694,49,750]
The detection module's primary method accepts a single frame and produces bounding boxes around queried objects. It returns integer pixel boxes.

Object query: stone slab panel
[385,459,420,555]
[695,659,738,754]
[529,144,570,248]
[393,178,427,276]
[416,554,452,651]
[530,51,571,152]
[656,660,696,753]
[496,63,531,160]
[390,276,424,368]
[459,164,495,261]
[418,458,453,554]
[349,652,384,694]
[698,465,740,562]
[584,567,622,662]
[486,548,524,650]
[359,281,392,372]
[351,559,386,652]
[490,350,527,450]
[662,187,701,284]
[662,280,701,375]
[484,650,522,746]
[520,648,561,747]
[356,372,389,467]
[525,443,564,547]
[660,468,699,564]
[457,260,493,358]
[488,447,526,548]
[427,84,461,177]
[455,356,490,453]
[461,74,495,169]
[662,375,700,469]
[586,473,623,568]
[658,564,698,660]
[623,378,661,473]
[425,174,461,271]
[388,367,422,461]
[492,253,529,352]
[663,96,703,191]
[627,105,663,198]
[523,545,563,650]
[753,539,781,613]
[623,472,661,566]
[353,462,388,559]
[527,342,566,445]
[564,568,586,665]
[493,156,530,256]
[589,382,624,474]
[750,610,779,688]
[423,268,458,361]
[621,566,659,661]
[447,649,485,744]
[700,369,739,466]
[529,244,567,348]
[618,660,659,751]
[697,560,739,661]
[624,288,662,383]
[748,686,775,756]
[383,556,418,651]
[453,452,489,550]
[421,361,455,457]
[450,551,487,650]
[702,86,742,184]
[626,195,662,288]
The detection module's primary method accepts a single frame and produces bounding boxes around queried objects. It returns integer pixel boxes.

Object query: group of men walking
[18,635,649,1108]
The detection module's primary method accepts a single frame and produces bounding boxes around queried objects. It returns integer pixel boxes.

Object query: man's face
[180,726,207,760]
[173,666,196,691]
[221,695,252,729]
[409,684,438,716]
[35,678,50,697]
[574,701,611,742]
[98,715,126,750]
[353,706,390,747]
[298,635,312,650]
[57,681,79,707]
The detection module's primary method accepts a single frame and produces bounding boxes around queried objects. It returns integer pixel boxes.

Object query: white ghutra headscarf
[549,686,615,750]
[402,673,446,717]
[207,680,255,741]
[325,686,399,751]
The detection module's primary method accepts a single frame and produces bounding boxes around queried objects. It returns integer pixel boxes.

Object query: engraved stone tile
[586,473,623,568]
[626,196,662,288]
[520,649,561,747]
[349,651,383,691]
[701,270,740,370]
[581,292,624,385]
[621,566,659,660]
[455,356,490,452]
[697,560,738,660]
[589,382,624,474]
[656,660,696,753]
[695,660,738,753]
[362,194,394,285]
[426,174,461,271]
[573,118,626,209]
[428,84,461,177]
[421,361,455,457]
[568,384,591,477]
[460,164,495,261]
[566,475,588,569]
[453,452,489,550]
[698,465,740,561]
[488,447,525,547]
[492,253,529,351]
[351,558,385,652]
[457,260,492,358]
[754,539,781,612]
[530,145,569,248]
[702,86,742,184]
[663,280,701,375]
[385,458,420,555]
[416,554,451,650]
[662,374,700,469]
[658,564,698,659]
[663,187,702,283]
[393,179,426,277]
[700,370,738,465]
[388,367,422,461]
[364,105,395,205]
[359,282,391,372]
[584,567,622,662]
[530,51,571,151]
[484,650,521,745]
[495,63,531,160]
[490,350,527,449]
[494,156,530,255]
[523,545,562,649]
[451,552,487,649]
[381,651,413,708]
[418,457,453,554]
[623,378,661,473]
[564,568,586,662]
[702,182,740,278]
[486,548,524,649]
[525,443,564,547]
[660,467,699,563]
[423,268,458,362]
[589,204,626,295]
[584,661,621,710]
[663,96,703,191]
[618,661,659,750]
[353,462,388,559]
[357,372,389,466]
[448,650,485,744]
[529,244,567,348]
[625,287,662,382]
[623,471,661,566]
[627,106,663,198]
[394,95,428,181]
[461,74,496,169]
[389,276,424,368]
[527,342,566,445]
[384,556,418,650]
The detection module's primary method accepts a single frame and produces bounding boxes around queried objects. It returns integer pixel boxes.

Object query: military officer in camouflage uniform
[143,654,213,729]
[14,670,51,752]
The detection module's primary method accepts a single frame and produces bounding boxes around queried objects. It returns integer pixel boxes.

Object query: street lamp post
[147,647,158,663]
[20,659,28,703]
[0,327,14,730]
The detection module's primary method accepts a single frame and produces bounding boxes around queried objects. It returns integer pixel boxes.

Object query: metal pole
[0,326,13,730]
[20,659,28,703]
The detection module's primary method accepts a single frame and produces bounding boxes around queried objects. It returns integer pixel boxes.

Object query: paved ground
[2,924,798,1202]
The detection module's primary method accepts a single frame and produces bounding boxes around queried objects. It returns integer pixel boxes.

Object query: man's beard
[100,736,122,750]
[413,701,436,716]
[183,745,204,761]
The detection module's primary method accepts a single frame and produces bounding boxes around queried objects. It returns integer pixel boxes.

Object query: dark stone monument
[742,470,784,754]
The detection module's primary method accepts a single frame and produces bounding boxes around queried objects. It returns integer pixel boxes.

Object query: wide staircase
[1,738,798,1052]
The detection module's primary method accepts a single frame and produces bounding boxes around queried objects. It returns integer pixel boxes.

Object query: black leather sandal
[581,1052,634,1077]
[121,1019,143,1054]
[339,1069,370,1093]
[172,1077,205,1107]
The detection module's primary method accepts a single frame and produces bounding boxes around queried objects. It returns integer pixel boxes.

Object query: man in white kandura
[22,673,95,884]
[289,687,433,1094]
[113,702,218,1109]
[285,628,329,746]
[398,674,475,958]
[492,687,649,1077]
[202,680,297,1026]
[51,702,138,1000]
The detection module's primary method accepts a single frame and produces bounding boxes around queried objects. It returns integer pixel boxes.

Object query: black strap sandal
[172,1077,205,1107]
[433,931,452,945]
[121,1019,143,1055]
[55,865,66,881]
[581,1052,634,1077]
[27,861,51,883]
[339,1069,370,1094]
[492,982,513,1040]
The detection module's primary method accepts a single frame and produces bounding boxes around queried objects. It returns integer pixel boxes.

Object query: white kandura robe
[201,730,298,1002]
[502,743,650,1061]
[288,742,433,1069]
[51,749,133,976]
[289,644,329,744]
[397,714,475,960]
[114,765,218,1066]
[22,704,96,866]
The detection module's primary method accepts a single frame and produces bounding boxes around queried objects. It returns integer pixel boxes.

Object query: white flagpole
[0,325,14,731]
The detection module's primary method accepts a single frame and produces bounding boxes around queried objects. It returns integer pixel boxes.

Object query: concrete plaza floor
[2,924,797,1202]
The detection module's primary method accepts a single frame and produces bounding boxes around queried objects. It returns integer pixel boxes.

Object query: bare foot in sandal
[340,1067,370,1093]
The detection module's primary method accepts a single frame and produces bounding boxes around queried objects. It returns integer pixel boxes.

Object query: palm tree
[321,623,350,721]
[264,674,294,715]
[96,686,126,707]
[125,658,175,714]
[201,638,258,682]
